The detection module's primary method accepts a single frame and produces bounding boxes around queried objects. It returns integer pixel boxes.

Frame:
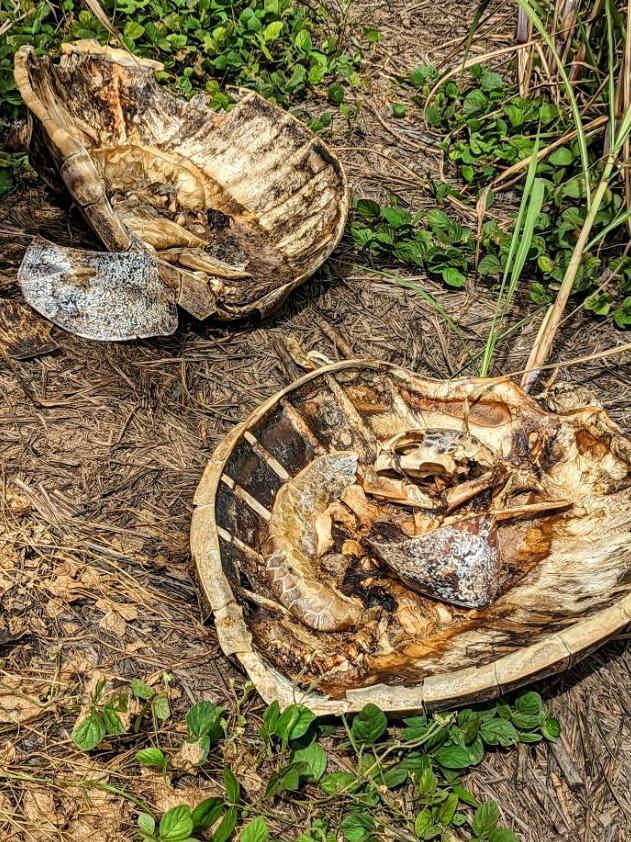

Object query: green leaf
[223,768,240,805]
[410,64,437,87]
[379,764,408,788]
[480,718,519,747]
[489,829,519,842]
[542,716,561,741]
[214,806,238,842]
[292,742,327,780]
[481,70,503,91]
[186,701,223,739]
[159,805,194,841]
[320,771,358,795]
[472,801,500,838]
[414,808,432,838]
[73,713,106,751]
[191,797,224,830]
[274,704,315,745]
[477,253,501,277]
[416,766,437,796]
[294,29,312,54]
[381,206,410,227]
[124,20,145,40]
[102,701,125,736]
[263,20,283,41]
[351,704,387,745]
[328,82,345,105]
[392,102,407,118]
[437,792,459,826]
[355,199,381,220]
[462,88,488,117]
[130,678,156,700]
[515,691,543,716]
[434,745,472,770]
[340,813,375,842]
[442,267,466,287]
[136,747,167,769]
[548,147,574,166]
[240,816,269,842]
[152,693,170,721]
[518,731,543,744]
[137,813,156,835]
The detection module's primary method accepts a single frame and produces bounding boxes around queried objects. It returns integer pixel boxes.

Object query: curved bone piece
[14,40,348,333]
[265,452,364,631]
[18,237,178,340]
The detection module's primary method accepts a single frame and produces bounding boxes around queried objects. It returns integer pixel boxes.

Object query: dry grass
[0,0,631,839]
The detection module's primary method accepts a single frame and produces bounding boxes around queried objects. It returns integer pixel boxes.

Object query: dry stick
[521,153,619,393]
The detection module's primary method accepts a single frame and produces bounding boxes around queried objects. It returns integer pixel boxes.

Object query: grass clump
[70,677,559,842]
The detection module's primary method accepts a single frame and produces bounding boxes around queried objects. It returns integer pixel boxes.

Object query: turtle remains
[14,41,348,339]
[191,360,631,714]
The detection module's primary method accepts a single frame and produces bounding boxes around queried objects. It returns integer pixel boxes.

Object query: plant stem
[521,153,617,391]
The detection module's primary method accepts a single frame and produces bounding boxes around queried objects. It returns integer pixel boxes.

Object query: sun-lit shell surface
[14,41,348,337]
[191,361,631,714]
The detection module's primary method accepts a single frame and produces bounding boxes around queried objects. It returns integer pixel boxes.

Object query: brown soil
[1,0,630,839]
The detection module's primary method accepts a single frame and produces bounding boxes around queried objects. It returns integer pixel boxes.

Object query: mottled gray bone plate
[191,360,631,714]
[14,40,348,339]
[19,237,178,341]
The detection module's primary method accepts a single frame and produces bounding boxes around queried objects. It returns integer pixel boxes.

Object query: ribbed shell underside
[14,41,347,335]
[191,363,631,714]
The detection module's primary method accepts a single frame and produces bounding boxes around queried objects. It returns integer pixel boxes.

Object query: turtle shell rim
[190,359,631,715]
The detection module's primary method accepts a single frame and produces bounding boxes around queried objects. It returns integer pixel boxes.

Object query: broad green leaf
[328,82,345,105]
[191,797,224,830]
[213,806,238,842]
[392,102,406,118]
[159,805,194,841]
[481,70,502,91]
[542,716,561,741]
[240,816,269,842]
[72,713,106,751]
[152,693,170,721]
[294,29,312,53]
[137,813,155,835]
[263,20,283,41]
[489,829,519,842]
[433,745,472,770]
[355,199,381,220]
[320,771,357,795]
[274,704,315,745]
[136,747,167,769]
[548,146,574,166]
[472,801,500,837]
[186,700,223,739]
[381,206,410,227]
[442,267,466,287]
[477,253,501,277]
[351,704,387,745]
[462,88,488,117]
[480,718,519,747]
[340,813,375,842]
[124,21,145,40]
[223,768,240,805]
[414,808,432,837]
[131,679,155,700]
[102,702,125,736]
[437,792,459,826]
[292,743,327,780]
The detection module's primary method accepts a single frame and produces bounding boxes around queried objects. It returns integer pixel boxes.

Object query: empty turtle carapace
[14,41,348,339]
[191,361,631,714]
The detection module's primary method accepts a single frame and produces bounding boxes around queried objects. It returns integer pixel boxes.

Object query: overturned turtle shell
[14,41,348,339]
[191,360,631,714]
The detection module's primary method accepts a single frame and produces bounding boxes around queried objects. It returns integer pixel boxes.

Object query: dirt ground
[1,0,631,839]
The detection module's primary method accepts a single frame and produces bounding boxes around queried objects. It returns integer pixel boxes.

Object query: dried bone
[14,41,348,338]
[265,452,363,631]
[374,428,494,480]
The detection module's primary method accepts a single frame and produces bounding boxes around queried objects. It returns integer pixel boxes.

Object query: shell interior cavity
[14,40,348,339]
[191,361,631,714]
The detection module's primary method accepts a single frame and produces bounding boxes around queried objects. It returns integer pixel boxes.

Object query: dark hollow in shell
[190,361,631,714]
[14,40,348,334]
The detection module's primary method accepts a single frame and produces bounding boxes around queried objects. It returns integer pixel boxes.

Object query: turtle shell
[14,41,348,338]
[190,360,631,714]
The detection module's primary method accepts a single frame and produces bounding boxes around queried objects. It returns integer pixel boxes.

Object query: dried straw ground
[1,0,631,839]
